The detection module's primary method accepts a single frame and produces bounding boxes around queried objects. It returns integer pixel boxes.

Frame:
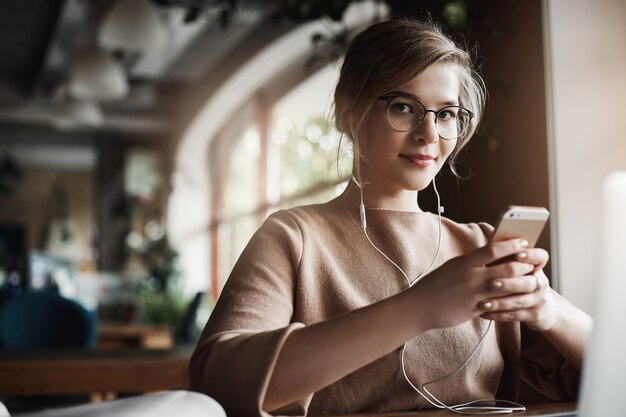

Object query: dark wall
[421,0,551,256]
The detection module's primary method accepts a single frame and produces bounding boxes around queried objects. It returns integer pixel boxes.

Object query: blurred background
[0,0,624,412]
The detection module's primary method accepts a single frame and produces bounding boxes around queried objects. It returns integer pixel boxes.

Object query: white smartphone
[490,205,550,248]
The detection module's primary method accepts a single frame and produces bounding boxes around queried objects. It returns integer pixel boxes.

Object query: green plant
[132,236,187,331]
[134,279,186,330]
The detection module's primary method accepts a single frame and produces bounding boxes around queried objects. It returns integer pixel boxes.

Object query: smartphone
[490,205,550,247]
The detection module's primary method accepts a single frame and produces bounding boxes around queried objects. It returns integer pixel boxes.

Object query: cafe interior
[0,0,624,415]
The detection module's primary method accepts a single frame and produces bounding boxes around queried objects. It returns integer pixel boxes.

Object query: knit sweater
[189,197,580,417]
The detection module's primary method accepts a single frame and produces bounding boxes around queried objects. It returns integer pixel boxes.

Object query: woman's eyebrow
[387,91,460,106]
[386,90,418,99]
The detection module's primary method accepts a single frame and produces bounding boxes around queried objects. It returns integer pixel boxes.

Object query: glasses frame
[377,93,474,141]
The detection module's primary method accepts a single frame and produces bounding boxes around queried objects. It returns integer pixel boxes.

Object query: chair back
[0,291,97,349]
[176,291,204,344]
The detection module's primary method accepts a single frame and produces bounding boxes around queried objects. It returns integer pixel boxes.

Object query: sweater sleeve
[519,323,581,400]
[189,210,312,417]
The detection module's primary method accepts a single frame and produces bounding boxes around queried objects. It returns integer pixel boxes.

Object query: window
[216,64,351,293]
[220,127,262,280]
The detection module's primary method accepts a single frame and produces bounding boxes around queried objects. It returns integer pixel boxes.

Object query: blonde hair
[334,19,486,180]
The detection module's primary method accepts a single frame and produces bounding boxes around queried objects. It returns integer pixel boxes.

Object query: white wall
[544,0,626,313]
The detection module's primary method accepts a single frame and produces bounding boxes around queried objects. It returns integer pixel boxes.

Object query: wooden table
[0,348,576,417]
[328,402,577,416]
[0,347,193,397]
[97,323,174,350]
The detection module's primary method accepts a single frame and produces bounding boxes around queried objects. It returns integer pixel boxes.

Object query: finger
[515,247,549,270]
[480,309,537,322]
[477,292,540,312]
[534,273,551,292]
[484,261,535,280]
[486,274,540,294]
[470,239,529,266]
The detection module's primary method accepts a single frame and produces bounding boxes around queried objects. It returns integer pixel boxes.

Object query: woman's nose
[412,112,439,144]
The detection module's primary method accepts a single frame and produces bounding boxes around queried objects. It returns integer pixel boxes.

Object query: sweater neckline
[325,194,436,217]
[365,207,428,214]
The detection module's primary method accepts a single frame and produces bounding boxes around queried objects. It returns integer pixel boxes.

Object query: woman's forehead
[395,63,461,105]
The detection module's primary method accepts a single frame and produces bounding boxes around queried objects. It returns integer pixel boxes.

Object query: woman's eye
[390,102,413,113]
[438,109,457,120]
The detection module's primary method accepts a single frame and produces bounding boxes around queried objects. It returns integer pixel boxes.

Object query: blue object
[0,291,98,350]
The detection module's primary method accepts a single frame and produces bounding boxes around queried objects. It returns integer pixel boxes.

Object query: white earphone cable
[353,176,525,415]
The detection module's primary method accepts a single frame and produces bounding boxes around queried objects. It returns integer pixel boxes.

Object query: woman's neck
[343,180,422,213]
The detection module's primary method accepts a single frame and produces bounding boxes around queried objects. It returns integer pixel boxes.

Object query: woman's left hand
[479,247,559,331]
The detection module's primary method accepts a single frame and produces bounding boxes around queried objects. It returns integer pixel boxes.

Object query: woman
[190,19,592,417]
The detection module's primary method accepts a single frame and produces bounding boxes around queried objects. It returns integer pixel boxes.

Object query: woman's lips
[400,154,436,167]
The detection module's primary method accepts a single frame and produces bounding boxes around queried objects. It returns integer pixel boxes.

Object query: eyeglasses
[378,94,474,140]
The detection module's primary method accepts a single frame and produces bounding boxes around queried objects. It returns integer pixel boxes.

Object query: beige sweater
[189,197,580,417]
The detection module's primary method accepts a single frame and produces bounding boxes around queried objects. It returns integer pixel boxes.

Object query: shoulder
[242,202,347,271]
[252,201,338,243]
[266,200,348,233]
[440,216,495,247]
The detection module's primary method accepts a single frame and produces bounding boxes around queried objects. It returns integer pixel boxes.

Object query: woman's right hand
[408,238,534,331]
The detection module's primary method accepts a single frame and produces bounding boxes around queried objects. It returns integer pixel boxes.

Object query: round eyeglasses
[378,94,474,140]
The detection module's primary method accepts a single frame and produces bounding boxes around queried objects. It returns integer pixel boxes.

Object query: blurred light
[319,134,336,151]
[145,220,165,241]
[125,148,161,197]
[276,116,294,132]
[243,128,260,142]
[243,131,260,157]
[442,1,467,27]
[68,47,128,102]
[296,140,313,158]
[126,231,144,250]
[272,131,288,145]
[305,124,322,143]
[98,0,166,52]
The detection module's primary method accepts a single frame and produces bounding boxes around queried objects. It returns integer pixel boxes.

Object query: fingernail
[519,240,529,249]
[479,301,493,310]
[516,252,528,260]
[490,280,503,291]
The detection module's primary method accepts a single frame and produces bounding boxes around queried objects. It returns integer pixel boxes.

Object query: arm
[537,289,592,371]
[263,284,424,412]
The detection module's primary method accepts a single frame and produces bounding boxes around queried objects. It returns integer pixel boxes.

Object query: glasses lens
[435,106,472,140]
[386,96,425,132]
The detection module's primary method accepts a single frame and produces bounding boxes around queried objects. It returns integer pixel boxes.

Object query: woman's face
[358,62,460,195]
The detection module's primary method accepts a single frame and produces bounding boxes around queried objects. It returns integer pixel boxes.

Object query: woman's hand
[409,238,536,331]
[479,247,559,331]
[476,246,592,371]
